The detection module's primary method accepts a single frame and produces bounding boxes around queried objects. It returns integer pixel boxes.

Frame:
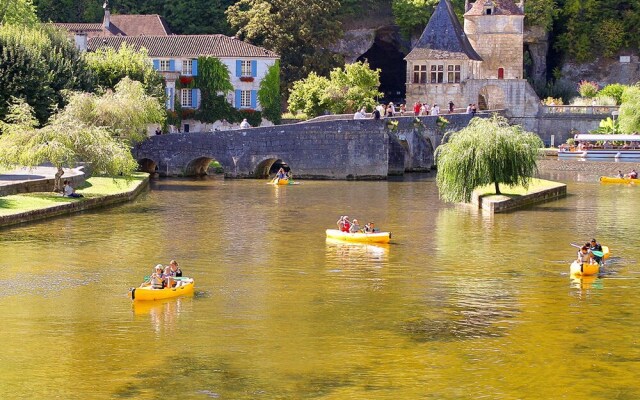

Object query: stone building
[405,0,539,118]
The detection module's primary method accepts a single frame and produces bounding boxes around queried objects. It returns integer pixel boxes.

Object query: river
[1,171,639,399]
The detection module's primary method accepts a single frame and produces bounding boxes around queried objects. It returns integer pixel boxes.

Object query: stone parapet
[471,180,567,213]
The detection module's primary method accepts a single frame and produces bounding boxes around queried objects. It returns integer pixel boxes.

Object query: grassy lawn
[474,178,563,198]
[0,173,147,216]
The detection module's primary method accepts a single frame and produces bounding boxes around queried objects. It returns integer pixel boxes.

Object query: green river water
[1,171,639,399]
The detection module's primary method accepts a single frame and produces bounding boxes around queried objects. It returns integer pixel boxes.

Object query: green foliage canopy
[0,98,138,190]
[288,61,382,117]
[83,43,164,99]
[0,0,38,26]
[226,0,343,95]
[257,61,281,124]
[597,83,627,105]
[435,115,543,203]
[618,86,640,134]
[0,24,94,125]
[392,0,438,37]
[61,77,166,145]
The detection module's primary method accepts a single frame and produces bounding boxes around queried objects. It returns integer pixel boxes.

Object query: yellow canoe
[570,261,599,277]
[130,277,194,301]
[600,176,639,184]
[325,229,392,243]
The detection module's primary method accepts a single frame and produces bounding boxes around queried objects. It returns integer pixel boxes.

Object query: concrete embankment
[0,175,149,229]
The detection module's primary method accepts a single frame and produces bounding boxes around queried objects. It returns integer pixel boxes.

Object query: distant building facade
[405,0,539,117]
[55,6,279,132]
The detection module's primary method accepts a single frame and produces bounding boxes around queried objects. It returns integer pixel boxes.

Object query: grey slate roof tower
[406,0,482,61]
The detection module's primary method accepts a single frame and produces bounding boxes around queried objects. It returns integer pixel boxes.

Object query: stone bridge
[135,114,479,179]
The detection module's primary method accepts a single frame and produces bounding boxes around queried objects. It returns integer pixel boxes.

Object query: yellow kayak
[325,229,392,243]
[600,176,639,184]
[268,178,299,185]
[570,261,599,276]
[130,277,194,301]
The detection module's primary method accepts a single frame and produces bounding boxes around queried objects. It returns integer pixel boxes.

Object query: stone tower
[463,0,525,80]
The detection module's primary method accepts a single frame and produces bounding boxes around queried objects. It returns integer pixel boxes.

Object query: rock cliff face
[561,56,640,88]
[523,26,548,82]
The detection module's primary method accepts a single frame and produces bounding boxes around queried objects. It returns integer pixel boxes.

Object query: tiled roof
[465,0,524,16]
[406,0,482,61]
[88,35,279,58]
[55,14,171,38]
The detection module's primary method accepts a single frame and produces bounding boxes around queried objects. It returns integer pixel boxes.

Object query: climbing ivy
[194,56,234,124]
[258,61,281,124]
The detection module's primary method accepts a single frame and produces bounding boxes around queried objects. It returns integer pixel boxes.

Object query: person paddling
[588,238,603,266]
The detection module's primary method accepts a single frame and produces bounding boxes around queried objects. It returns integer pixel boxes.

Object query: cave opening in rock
[357,29,407,104]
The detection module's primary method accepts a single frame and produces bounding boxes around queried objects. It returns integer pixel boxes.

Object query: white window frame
[430,64,444,83]
[447,64,461,83]
[241,60,252,77]
[159,60,171,71]
[181,89,193,108]
[183,59,193,75]
[240,90,251,107]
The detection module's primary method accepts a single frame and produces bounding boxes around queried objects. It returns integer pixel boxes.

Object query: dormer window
[484,0,494,15]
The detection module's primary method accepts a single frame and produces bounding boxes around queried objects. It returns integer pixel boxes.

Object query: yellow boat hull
[570,261,599,276]
[268,178,298,185]
[325,229,392,243]
[131,278,194,301]
[600,176,639,184]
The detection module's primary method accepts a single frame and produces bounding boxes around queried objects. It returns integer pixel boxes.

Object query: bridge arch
[138,158,158,174]
[253,158,292,179]
[184,156,225,176]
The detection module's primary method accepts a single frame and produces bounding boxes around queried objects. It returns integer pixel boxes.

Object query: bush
[577,80,599,98]
[597,84,627,105]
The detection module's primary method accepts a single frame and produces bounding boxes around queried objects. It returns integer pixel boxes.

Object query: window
[241,60,252,77]
[240,90,251,107]
[413,65,427,84]
[183,59,193,75]
[430,64,444,83]
[159,60,171,71]
[447,65,461,83]
[181,89,193,107]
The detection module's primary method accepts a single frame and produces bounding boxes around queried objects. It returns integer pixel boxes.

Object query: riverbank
[471,178,567,213]
[0,173,149,228]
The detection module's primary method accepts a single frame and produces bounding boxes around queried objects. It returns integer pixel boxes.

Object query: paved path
[0,166,83,187]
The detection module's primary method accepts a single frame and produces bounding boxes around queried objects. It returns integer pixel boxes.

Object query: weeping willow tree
[435,115,543,203]
[618,86,640,134]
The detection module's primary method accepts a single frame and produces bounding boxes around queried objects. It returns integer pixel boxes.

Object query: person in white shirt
[240,119,250,129]
[431,104,440,116]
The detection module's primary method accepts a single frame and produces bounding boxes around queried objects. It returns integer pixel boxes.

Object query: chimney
[74,33,88,52]
[102,1,110,29]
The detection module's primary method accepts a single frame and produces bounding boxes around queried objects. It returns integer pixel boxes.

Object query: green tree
[0,0,38,26]
[32,0,102,23]
[257,61,281,124]
[0,24,94,125]
[84,43,164,99]
[287,72,330,117]
[0,98,138,192]
[323,61,382,114]
[62,77,166,145]
[524,0,556,30]
[392,0,438,37]
[618,86,640,134]
[226,0,343,96]
[435,115,543,203]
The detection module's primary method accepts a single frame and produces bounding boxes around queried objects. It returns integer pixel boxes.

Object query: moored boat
[599,176,639,184]
[268,178,299,185]
[130,277,194,301]
[558,134,640,161]
[325,229,392,243]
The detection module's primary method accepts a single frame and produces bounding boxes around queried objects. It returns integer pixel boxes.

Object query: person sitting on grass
[63,180,83,198]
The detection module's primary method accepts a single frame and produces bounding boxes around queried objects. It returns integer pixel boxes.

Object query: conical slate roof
[405,0,482,61]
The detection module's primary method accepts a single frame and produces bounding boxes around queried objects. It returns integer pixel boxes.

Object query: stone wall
[0,168,86,197]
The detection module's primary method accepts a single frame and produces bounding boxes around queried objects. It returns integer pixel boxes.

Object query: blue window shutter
[250,90,257,109]
[169,59,175,72]
[192,89,199,109]
[236,60,242,77]
[235,90,241,108]
[153,59,160,70]
[251,60,257,77]
[192,59,198,76]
